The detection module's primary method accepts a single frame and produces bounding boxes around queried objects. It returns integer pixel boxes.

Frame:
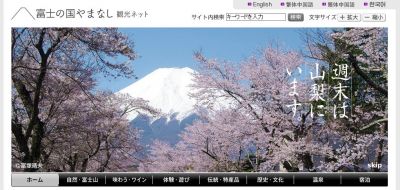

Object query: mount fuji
[118,67,199,146]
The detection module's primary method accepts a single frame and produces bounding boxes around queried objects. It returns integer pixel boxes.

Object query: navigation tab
[153,173,199,186]
[200,173,246,185]
[341,173,388,186]
[247,173,293,186]
[294,173,340,186]
[106,173,152,186]
[12,173,59,187]
[59,173,105,186]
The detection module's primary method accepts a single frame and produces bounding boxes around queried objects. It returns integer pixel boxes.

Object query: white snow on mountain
[118,67,197,121]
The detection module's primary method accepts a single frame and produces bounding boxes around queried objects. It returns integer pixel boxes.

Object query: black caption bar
[57,172,387,186]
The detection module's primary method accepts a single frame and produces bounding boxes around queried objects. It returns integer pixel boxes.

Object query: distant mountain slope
[118,67,199,147]
[118,67,197,121]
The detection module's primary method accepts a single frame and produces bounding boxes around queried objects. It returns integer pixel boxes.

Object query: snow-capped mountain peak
[118,67,197,121]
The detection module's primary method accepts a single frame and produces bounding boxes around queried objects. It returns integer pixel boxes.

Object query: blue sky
[95,28,308,92]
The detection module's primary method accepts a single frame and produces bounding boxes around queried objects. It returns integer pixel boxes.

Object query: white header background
[1,0,398,190]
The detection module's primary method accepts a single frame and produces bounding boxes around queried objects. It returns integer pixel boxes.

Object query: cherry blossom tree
[301,28,388,171]
[143,47,332,172]
[144,28,387,172]
[11,28,158,171]
[33,92,159,172]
